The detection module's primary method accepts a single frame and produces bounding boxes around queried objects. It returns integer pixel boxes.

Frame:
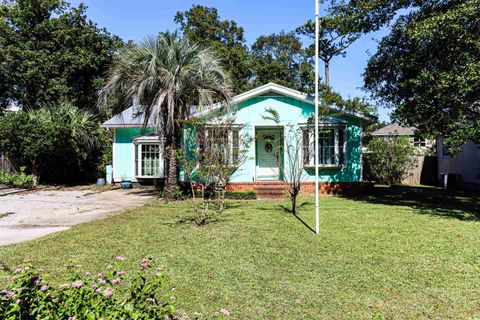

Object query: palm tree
[98,33,232,198]
[26,102,102,185]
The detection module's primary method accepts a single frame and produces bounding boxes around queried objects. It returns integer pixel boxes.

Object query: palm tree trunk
[164,129,181,199]
[164,146,179,199]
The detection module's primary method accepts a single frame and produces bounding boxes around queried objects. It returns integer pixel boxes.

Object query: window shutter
[232,129,239,165]
[134,144,139,176]
[302,129,310,165]
[338,128,345,166]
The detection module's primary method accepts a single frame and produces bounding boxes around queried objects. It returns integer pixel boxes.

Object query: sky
[70,0,390,121]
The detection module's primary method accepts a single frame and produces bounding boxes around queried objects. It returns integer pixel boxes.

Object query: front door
[257,131,281,180]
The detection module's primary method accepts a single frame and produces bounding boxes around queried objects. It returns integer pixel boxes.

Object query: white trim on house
[301,124,347,168]
[197,126,242,166]
[194,82,377,124]
[112,128,116,181]
[132,135,164,179]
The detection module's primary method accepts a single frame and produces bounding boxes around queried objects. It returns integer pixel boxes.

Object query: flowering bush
[0,257,175,319]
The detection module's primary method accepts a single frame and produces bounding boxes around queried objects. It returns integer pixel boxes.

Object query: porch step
[252,182,288,199]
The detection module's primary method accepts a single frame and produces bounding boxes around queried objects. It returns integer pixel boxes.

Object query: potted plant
[120,176,133,189]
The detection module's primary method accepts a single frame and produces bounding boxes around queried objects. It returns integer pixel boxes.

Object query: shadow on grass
[344,185,480,221]
[278,202,316,233]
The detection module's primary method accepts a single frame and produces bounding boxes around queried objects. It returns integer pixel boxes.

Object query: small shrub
[0,167,34,189]
[224,191,257,200]
[0,258,176,319]
[366,136,417,186]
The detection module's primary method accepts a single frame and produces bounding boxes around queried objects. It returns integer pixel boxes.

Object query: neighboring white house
[437,138,480,190]
[370,124,435,150]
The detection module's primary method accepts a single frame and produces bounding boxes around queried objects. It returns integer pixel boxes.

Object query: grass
[0,185,479,319]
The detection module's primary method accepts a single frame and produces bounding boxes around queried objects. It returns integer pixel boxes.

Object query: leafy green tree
[98,33,231,198]
[250,31,314,93]
[0,103,103,185]
[366,136,417,186]
[0,112,56,185]
[296,17,359,87]
[0,0,122,112]
[174,5,251,93]
[330,0,480,149]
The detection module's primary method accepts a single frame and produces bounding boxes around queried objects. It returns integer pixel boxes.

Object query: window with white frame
[197,126,241,165]
[302,126,346,167]
[134,139,163,177]
[413,137,427,147]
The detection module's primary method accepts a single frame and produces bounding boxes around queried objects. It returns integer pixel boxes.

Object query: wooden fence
[363,154,437,186]
[402,155,437,185]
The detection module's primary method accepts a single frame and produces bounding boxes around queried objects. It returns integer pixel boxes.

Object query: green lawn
[1,186,479,319]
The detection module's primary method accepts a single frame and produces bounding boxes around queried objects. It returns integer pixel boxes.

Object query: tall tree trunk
[164,131,180,199]
[325,61,330,88]
[291,191,297,216]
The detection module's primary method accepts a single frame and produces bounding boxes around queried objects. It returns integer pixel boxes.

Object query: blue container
[120,181,133,189]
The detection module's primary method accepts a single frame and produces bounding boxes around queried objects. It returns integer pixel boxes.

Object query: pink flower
[16,299,23,305]
[96,288,102,293]
[15,269,23,274]
[171,287,176,292]
[40,285,47,291]
[116,256,126,261]
[98,278,106,285]
[24,267,31,271]
[103,287,113,297]
[72,280,83,288]
[68,317,76,320]
[106,265,113,270]
[91,282,97,289]
[112,278,120,285]
[85,272,91,276]
[117,271,126,276]
[146,297,156,304]
[220,308,231,316]
[140,259,148,269]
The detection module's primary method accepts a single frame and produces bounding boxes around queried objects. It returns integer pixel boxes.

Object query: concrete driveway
[0,188,157,245]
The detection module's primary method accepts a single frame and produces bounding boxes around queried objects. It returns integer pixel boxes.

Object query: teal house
[102,83,375,193]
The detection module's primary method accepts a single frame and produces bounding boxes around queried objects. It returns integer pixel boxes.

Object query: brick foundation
[226,181,363,196]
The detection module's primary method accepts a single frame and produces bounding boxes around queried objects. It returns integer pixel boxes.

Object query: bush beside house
[365,136,417,186]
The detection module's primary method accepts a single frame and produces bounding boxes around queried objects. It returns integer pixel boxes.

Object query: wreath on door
[265,142,273,153]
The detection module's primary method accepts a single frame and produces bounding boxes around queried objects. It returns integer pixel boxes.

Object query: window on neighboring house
[197,126,241,165]
[413,137,427,147]
[134,140,163,177]
[302,126,346,167]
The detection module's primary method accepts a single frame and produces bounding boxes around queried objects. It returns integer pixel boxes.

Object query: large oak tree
[331,0,480,149]
[175,5,251,94]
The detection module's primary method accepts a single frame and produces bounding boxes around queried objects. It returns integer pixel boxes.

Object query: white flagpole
[314,0,320,235]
